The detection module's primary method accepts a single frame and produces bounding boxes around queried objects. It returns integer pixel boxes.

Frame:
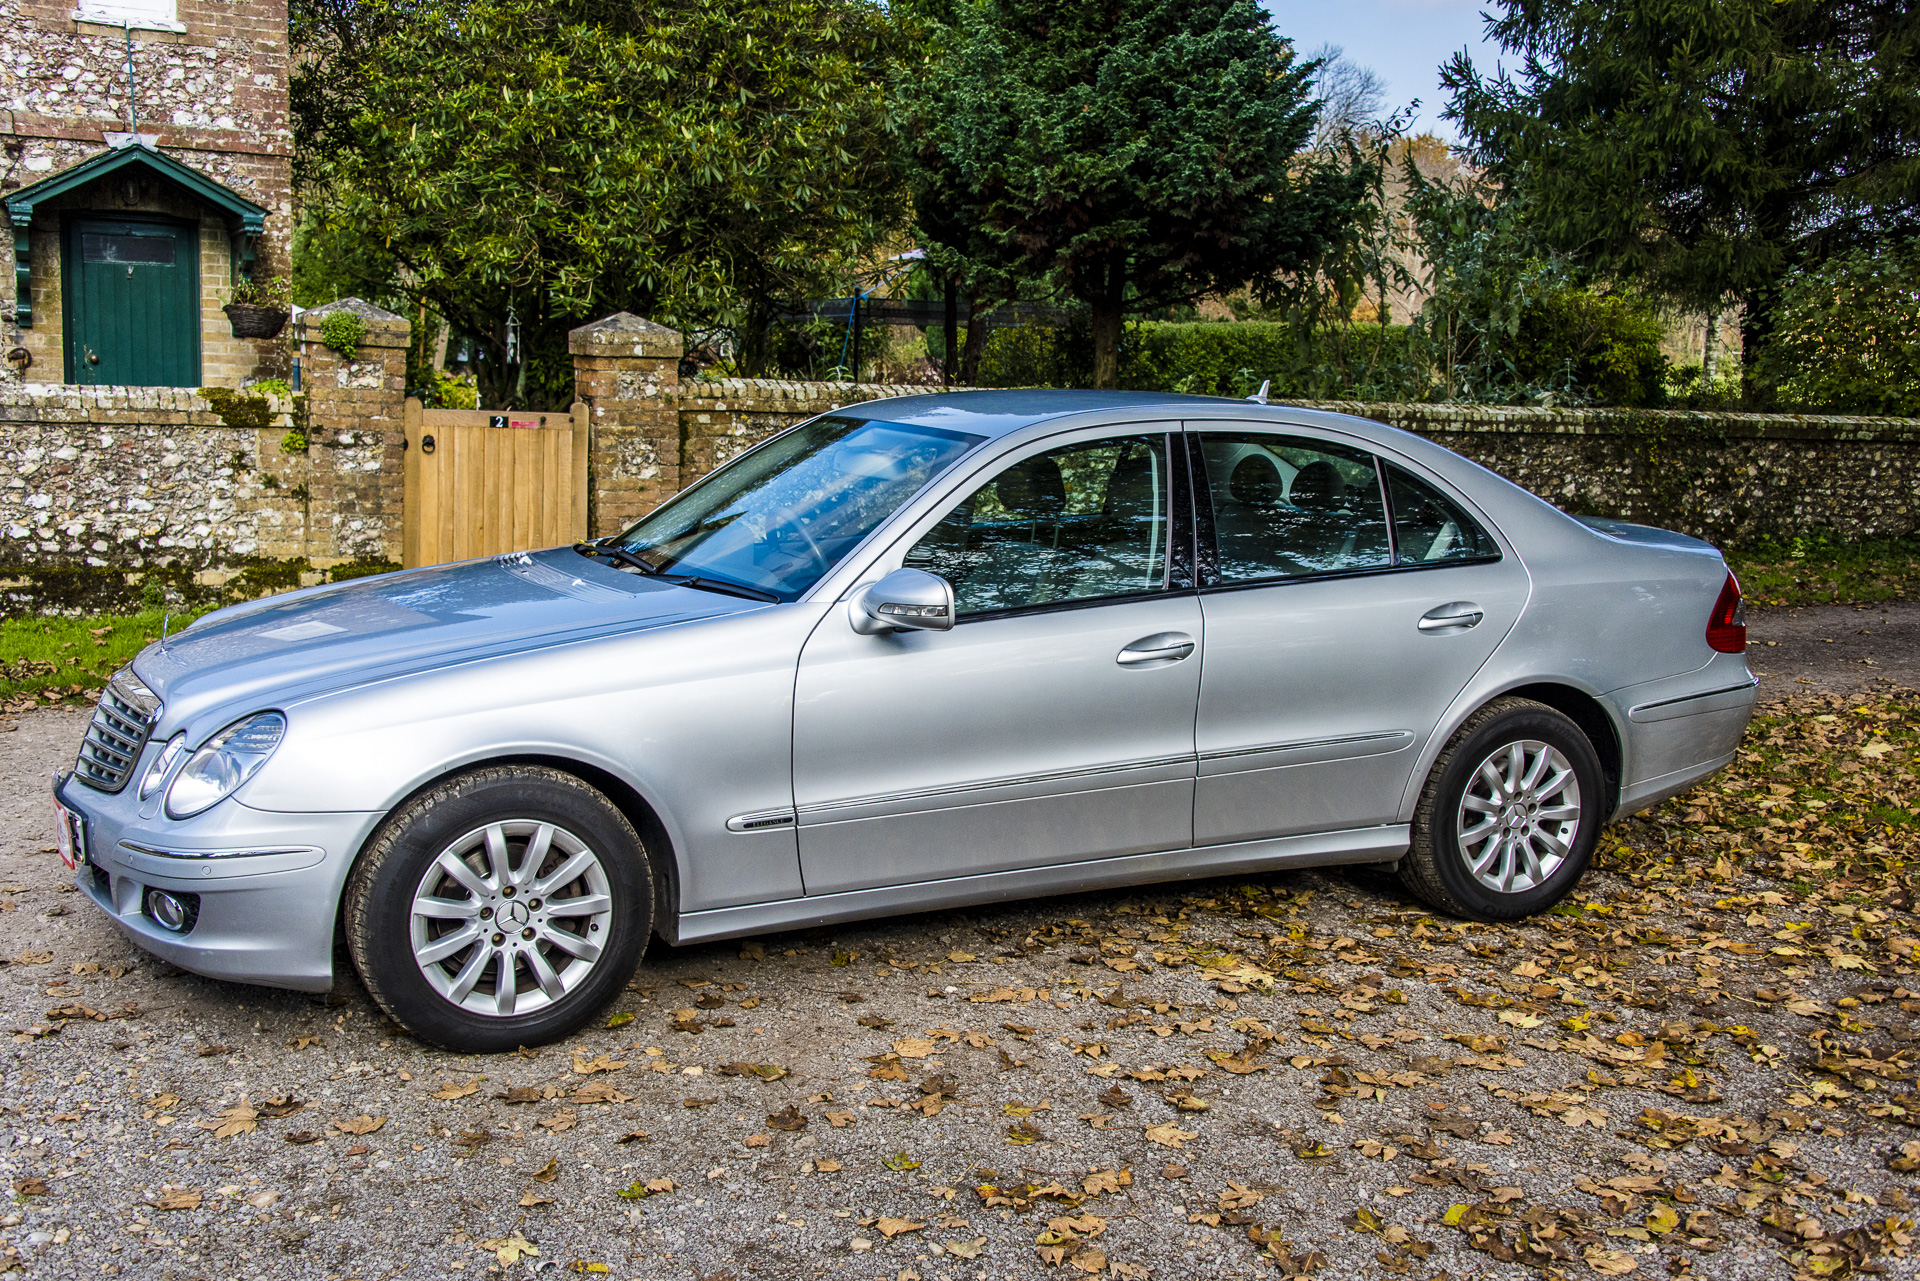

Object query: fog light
[145,888,197,933]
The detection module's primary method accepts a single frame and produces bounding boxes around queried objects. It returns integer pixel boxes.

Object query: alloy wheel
[1454,739,1583,894]
[408,820,613,1017]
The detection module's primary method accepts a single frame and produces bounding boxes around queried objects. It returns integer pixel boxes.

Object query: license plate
[53,794,87,871]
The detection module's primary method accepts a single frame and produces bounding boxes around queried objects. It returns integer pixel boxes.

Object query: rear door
[1189,427,1531,845]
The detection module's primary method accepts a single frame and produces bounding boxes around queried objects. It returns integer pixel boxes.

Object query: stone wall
[0,299,407,612]
[2,0,294,386]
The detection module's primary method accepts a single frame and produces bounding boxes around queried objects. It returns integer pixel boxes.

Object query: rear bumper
[1610,660,1758,819]
[57,773,378,993]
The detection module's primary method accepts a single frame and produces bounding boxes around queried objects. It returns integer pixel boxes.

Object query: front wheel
[1398,697,1605,921]
[344,767,652,1053]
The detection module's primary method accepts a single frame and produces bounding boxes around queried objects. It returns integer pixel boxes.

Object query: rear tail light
[1706,570,1746,653]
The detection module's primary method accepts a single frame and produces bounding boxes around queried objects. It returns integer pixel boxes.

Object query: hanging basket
[224,303,289,339]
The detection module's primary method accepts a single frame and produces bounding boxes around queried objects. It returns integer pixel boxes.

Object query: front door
[1190,427,1532,845]
[793,428,1202,895]
[64,216,199,386]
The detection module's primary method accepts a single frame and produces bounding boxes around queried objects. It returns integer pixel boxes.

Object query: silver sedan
[53,392,1756,1050]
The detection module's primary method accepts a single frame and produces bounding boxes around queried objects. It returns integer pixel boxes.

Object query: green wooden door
[63,217,200,386]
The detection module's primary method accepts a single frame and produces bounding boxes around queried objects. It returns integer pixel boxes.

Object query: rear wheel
[344,766,651,1052]
[1398,697,1603,921]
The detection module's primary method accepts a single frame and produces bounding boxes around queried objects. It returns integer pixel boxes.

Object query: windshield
[609,416,986,600]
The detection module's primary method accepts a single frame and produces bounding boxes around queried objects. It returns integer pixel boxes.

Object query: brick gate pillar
[295,298,411,568]
[569,313,682,537]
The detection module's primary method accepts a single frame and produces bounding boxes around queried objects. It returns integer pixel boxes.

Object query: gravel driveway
[2,605,1918,1281]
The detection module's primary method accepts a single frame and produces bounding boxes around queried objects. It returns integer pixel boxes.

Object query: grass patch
[1726,532,1920,607]
[0,608,209,707]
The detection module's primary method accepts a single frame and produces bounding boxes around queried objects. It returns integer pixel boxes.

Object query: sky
[1260,0,1506,140]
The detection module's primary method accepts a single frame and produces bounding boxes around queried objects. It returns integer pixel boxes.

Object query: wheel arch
[338,753,682,948]
[1495,682,1623,817]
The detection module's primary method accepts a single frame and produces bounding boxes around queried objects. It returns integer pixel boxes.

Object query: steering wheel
[768,519,828,573]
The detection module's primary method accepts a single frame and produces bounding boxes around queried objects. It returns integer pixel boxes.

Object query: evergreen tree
[1442,0,1920,401]
[900,0,1361,387]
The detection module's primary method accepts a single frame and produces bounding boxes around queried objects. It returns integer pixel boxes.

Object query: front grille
[74,673,160,794]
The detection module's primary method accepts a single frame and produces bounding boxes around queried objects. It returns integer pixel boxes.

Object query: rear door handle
[1118,631,1195,665]
[1418,602,1484,632]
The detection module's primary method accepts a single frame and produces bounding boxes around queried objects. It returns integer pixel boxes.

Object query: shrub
[976,320,1416,400]
[1506,290,1669,408]
[1767,242,1920,416]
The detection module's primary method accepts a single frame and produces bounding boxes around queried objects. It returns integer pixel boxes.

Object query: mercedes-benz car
[53,391,1756,1051]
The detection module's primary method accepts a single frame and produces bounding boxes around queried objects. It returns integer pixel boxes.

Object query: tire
[343,766,652,1053]
[1398,697,1604,922]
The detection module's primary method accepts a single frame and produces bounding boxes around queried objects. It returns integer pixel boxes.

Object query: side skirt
[668,824,1409,946]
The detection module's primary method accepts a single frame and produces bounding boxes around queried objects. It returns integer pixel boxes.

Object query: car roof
[842,389,1292,441]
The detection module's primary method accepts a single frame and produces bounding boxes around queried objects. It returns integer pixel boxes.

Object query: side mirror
[849,568,955,635]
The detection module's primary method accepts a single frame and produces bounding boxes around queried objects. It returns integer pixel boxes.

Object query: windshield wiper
[662,574,781,603]
[574,541,656,574]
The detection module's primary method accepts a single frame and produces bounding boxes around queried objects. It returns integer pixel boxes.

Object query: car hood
[133,549,759,735]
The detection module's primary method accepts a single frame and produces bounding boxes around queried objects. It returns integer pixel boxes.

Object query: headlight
[165,713,287,819]
[139,733,185,800]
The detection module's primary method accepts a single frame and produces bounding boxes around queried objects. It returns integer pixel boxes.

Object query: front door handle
[1418,602,1484,633]
[1118,632,1195,665]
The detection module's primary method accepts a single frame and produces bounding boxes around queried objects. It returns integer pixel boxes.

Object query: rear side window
[1197,433,1391,582]
[1385,465,1497,564]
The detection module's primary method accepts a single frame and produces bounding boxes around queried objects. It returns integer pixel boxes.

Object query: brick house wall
[0,0,292,387]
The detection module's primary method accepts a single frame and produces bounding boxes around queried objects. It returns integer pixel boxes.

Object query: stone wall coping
[569,312,684,358]
[679,381,1920,439]
[1285,400,1920,440]
[0,383,213,411]
[297,297,411,335]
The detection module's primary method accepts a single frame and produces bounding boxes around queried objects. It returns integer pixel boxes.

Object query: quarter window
[1385,465,1498,564]
[905,434,1171,616]
[1197,433,1391,582]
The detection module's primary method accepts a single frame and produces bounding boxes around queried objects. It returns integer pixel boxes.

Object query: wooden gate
[402,400,591,568]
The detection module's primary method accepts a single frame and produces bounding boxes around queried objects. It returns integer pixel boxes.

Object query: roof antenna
[1246,380,1270,405]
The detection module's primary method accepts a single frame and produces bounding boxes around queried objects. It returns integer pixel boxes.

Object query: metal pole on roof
[124,23,136,131]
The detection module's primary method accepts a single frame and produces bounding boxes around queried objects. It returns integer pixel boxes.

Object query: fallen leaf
[431,1078,480,1100]
[877,1217,926,1238]
[1144,1123,1197,1149]
[331,1115,386,1136]
[147,1188,201,1211]
[768,1105,807,1132]
[479,1235,539,1267]
[946,1236,987,1259]
[573,1052,628,1075]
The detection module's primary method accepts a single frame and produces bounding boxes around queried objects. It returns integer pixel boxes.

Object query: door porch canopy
[6,140,269,328]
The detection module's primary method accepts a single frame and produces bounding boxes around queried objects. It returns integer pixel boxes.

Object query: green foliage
[1401,174,1668,406]
[247,378,294,399]
[318,311,366,360]
[229,274,293,308]
[0,608,188,701]
[896,0,1365,385]
[1507,290,1667,409]
[431,370,479,410]
[281,428,310,454]
[1766,241,1920,416]
[197,387,274,430]
[976,320,1415,399]
[1443,0,1920,400]
[328,557,402,582]
[291,0,902,402]
[1726,530,1920,608]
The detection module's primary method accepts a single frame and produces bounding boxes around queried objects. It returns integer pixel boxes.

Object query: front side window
[1198,433,1391,582]
[905,434,1171,616]
[611,416,984,601]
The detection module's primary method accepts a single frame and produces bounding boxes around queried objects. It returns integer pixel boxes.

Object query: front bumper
[56,772,381,993]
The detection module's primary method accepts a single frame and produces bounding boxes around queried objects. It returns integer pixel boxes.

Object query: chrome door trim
[1627,675,1760,723]
[796,752,1199,821]
[1197,729,1414,767]
[671,823,1409,945]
